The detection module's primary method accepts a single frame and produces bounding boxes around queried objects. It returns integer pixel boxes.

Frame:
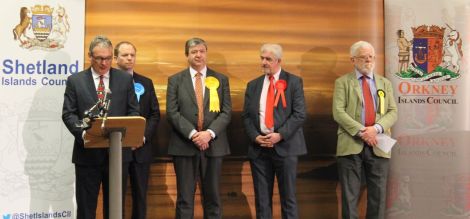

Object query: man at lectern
[166,37,232,219]
[115,41,161,219]
[62,35,140,219]
[333,41,397,219]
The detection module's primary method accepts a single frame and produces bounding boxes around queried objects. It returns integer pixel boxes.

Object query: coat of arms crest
[12,4,70,51]
[395,25,463,82]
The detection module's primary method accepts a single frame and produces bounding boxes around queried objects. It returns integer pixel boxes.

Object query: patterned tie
[97,75,105,102]
[265,75,275,129]
[362,76,375,126]
[195,72,204,131]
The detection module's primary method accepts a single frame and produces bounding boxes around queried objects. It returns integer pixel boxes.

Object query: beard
[355,62,374,74]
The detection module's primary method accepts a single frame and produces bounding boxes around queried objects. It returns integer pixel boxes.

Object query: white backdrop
[0,1,84,218]
[385,0,470,218]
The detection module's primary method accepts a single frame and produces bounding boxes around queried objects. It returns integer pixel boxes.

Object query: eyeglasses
[353,55,375,61]
[92,56,113,62]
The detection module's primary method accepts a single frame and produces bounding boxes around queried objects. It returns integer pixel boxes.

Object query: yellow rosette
[205,76,220,112]
[377,89,385,115]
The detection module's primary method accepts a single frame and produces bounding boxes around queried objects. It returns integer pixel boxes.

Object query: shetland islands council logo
[12,4,70,51]
[395,24,463,82]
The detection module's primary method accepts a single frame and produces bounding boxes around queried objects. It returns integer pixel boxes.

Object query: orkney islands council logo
[395,24,463,82]
[12,4,70,51]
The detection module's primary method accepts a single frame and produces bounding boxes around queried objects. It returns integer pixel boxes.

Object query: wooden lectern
[84,116,146,219]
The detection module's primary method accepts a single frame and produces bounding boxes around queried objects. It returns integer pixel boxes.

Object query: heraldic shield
[412,25,445,74]
[32,5,53,42]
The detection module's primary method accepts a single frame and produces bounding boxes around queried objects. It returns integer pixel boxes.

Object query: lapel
[374,74,385,109]
[182,68,198,106]
[351,72,363,105]
[253,75,264,126]
[85,68,98,102]
[109,68,116,92]
[274,70,288,114]
[203,69,214,108]
[374,74,385,93]
[132,72,140,83]
[132,72,146,106]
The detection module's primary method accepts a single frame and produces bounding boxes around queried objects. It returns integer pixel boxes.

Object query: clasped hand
[255,133,282,148]
[360,126,378,147]
[192,131,212,151]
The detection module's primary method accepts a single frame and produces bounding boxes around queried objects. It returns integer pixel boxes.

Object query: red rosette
[274,80,287,108]
[275,79,287,90]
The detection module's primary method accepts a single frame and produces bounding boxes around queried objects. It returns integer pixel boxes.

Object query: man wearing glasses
[62,35,140,219]
[332,41,397,219]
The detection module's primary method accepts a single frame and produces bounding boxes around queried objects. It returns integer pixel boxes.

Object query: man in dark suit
[114,41,160,219]
[242,43,307,219]
[62,35,140,219]
[166,37,231,219]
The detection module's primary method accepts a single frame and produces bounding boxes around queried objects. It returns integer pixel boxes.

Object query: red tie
[362,76,375,126]
[265,75,275,129]
[97,75,105,102]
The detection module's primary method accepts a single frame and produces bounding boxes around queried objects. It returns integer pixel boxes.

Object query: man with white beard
[332,41,398,219]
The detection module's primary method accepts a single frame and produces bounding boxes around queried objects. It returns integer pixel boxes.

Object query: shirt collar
[91,67,110,79]
[355,69,373,80]
[190,66,207,78]
[265,68,282,81]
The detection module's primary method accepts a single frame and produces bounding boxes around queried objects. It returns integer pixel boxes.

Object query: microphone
[104,89,112,111]
[76,89,112,130]
[101,89,112,130]
[77,99,100,130]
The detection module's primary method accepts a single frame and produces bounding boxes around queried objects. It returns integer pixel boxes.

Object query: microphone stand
[101,99,111,131]
[77,99,101,130]
[100,89,112,132]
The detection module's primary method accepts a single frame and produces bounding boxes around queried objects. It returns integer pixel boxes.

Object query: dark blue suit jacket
[132,72,160,163]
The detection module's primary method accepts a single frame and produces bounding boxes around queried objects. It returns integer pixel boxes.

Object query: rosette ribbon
[377,89,385,115]
[205,76,220,112]
[274,79,287,108]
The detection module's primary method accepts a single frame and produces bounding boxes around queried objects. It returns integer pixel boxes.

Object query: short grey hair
[89,35,113,55]
[185,37,207,56]
[350,41,375,57]
[260,43,283,60]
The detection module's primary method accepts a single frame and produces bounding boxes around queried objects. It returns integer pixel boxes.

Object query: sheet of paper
[376,134,397,153]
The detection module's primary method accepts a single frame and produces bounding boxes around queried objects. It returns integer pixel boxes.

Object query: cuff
[207,129,216,139]
[356,127,366,137]
[373,124,384,134]
[188,129,197,139]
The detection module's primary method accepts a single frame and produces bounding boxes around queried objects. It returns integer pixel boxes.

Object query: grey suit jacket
[62,67,140,165]
[166,68,231,157]
[242,70,307,159]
